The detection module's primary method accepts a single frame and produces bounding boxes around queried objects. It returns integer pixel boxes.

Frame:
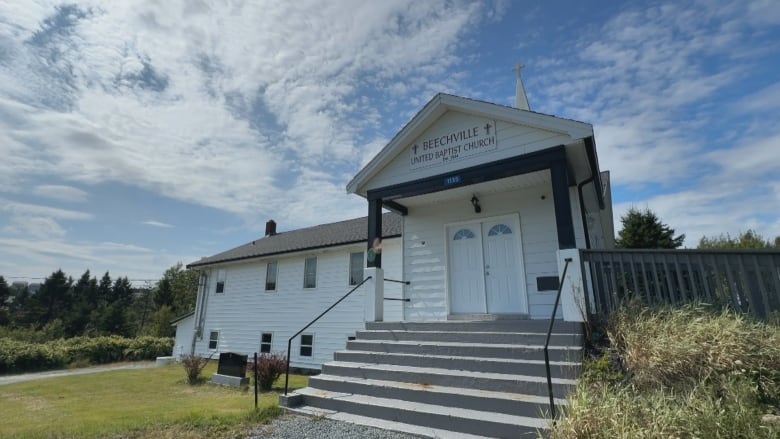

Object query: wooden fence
[580,249,780,320]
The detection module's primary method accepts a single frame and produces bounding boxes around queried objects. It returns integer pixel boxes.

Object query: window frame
[215,269,226,294]
[260,332,273,354]
[208,330,219,350]
[300,334,314,357]
[348,251,364,286]
[265,261,278,291]
[303,256,317,289]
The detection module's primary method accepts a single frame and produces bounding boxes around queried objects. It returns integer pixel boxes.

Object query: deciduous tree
[698,229,780,249]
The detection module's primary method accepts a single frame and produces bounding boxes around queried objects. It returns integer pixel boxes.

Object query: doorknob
[485,271,490,276]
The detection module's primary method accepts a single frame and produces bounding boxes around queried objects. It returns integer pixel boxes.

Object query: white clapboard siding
[403,182,585,321]
[192,240,402,369]
[172,314,194,359]
[364,111,573,192]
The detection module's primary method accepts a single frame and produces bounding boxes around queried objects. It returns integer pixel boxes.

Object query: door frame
[444,213,529,316]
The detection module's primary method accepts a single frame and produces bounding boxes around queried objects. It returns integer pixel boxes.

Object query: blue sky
[1,0,778,284]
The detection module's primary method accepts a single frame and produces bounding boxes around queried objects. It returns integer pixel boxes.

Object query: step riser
[300,394,542,438]
[356,330,582,346]
[366,320,582,334]
[307,376,556,417]
[321,364,575,397]
[334,351,580,379]
[347,341,581,362]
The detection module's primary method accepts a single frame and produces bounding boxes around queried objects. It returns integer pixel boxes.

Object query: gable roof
[170,311,194,326]
[187,212,402,268]
[347,93,595,197]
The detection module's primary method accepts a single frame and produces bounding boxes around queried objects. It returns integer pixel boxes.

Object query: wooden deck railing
[580,249,780,320]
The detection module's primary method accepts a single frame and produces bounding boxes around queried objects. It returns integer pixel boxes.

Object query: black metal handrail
[284,276,372,395]
[544,257,572,420]
[384,278,410,285]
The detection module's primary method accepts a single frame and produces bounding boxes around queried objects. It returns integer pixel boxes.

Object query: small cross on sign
[484,122,492,135]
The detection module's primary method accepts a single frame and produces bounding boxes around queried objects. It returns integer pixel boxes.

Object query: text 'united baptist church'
[409,120,498,170]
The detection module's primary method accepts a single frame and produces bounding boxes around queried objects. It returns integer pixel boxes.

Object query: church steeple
[513,63,530,111]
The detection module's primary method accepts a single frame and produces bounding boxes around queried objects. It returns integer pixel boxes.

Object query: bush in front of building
[181,354,210,384]
[249,352,288,391]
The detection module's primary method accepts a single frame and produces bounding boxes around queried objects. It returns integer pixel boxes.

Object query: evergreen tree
[28,270,73,328]
[8,283,31,327]
[698,229,780,249]
[615,207,685,249]
[97,276,134,336]
[65,270,98,336]
[154,277,174,309]
[91,272,113,335]
[128,285,155,336]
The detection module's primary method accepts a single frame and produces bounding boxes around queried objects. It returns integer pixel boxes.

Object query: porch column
[550,159,576,249]
[367,197,382,268]
[557,249,586,322]
[364,267,384,322]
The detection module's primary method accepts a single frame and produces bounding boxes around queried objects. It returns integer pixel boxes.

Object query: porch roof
[347,93,603,207]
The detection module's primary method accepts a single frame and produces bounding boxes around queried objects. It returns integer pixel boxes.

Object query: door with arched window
[447,214,526,315]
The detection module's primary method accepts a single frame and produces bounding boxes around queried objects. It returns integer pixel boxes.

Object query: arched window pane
[488,224,512,236]
[453,229,475,240]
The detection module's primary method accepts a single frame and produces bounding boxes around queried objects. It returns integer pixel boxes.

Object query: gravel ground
[249,414,426,439]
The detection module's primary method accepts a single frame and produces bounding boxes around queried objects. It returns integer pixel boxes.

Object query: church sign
[409,120,497,170]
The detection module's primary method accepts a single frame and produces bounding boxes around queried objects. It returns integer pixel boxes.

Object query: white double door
[448,215,526,315]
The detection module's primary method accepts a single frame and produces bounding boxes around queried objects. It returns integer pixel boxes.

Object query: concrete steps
[334,350,580,378]
[281,320,583,438]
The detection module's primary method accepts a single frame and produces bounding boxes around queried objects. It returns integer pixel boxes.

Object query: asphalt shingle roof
[187,212,402,268]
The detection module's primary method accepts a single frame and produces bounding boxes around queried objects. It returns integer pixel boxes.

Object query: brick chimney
[265,220,277,236]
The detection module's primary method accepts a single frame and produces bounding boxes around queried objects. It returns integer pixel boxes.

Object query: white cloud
[736,82,780,114]
[527,1,780,246]
[0,0,489,228]
[3,216,66,240]
[0,198,93,221]
[32,184,89,203]
[142,220,173,228]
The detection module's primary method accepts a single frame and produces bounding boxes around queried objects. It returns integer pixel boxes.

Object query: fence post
[254,352,258,409]
[558,249,585,321]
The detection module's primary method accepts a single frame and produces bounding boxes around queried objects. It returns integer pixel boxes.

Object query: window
[453,229,476,240]
[208,331,219,350]
[303,257,317,289]
[215,269,226,293]
[265,262,277,291]
[260,333,272,353]
[349,252,364,286]
[488,224,512,236]
[300,334,313,357]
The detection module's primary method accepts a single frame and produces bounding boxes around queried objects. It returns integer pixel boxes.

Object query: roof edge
[347,93,594,197]
[186,234,402,269]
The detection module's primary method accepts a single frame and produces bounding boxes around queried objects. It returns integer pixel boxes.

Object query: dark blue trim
[366,145,567,201]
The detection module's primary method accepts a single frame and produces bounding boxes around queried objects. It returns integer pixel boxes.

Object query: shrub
[181,354,211,384]
[249,353,287,391]
[0,337,67,373]
[125,336,175,361]
[0,336,173,373]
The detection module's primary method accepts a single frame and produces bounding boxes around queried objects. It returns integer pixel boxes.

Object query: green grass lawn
[0,362,308,439]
